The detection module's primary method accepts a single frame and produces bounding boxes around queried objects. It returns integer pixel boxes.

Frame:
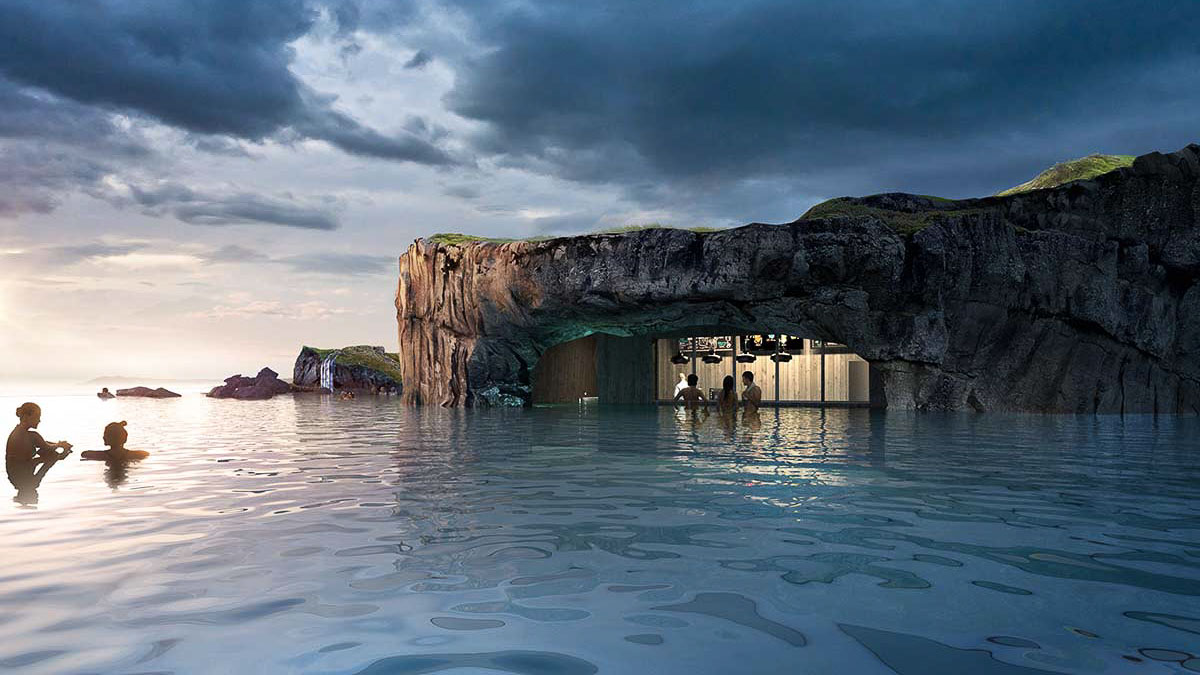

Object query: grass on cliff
[996,154,1134,196]
[800,198,989,236]
[305,345,403,382]
[427,224,722,245]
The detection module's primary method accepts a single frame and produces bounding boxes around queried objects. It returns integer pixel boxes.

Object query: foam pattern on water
[0,393,1198,673]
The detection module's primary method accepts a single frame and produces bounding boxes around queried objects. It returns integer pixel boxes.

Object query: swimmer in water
[6,402,72,505]
[81,421,149,462]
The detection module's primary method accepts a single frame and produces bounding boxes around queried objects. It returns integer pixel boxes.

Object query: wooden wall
[595,334,654,404]
[531,335,597,403]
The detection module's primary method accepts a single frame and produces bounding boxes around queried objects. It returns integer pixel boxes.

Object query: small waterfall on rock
[319,351,340,392]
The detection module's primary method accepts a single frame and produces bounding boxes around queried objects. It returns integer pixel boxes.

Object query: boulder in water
[207,367,295,400]
[116,386,181,398]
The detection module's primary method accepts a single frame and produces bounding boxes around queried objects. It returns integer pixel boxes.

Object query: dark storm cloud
[441,0,1200,211]
[115,181,341,230]
[0,79,153,215]
[0,0,454,166]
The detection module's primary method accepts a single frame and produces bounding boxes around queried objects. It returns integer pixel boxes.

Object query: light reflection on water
[1,392,1199,674]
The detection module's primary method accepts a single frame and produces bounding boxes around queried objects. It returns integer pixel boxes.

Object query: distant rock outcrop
[116,386,181,398]
[293,346,402,392]
[207,368,294,400]
[396,143,1200,413]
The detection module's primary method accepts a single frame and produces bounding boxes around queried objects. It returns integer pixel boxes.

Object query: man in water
[6,402,72,505]
[673,373,707,409]
[742,371,762,413]
[97,387,115,399]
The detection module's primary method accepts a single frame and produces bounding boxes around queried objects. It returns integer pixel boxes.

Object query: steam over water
[1,391,1198,674]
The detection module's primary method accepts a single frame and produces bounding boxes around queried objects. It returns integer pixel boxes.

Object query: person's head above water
[687,374,698,387]
[103,421,128,449]
[15,402,40,429]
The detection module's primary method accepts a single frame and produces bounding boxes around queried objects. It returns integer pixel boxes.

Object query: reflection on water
[0,392,1199,674]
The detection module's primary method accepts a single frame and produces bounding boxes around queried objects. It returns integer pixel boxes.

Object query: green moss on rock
[996,154,1134,196]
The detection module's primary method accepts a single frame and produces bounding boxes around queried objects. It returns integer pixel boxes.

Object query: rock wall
[396,144,1200,413]
[293,346,403,392]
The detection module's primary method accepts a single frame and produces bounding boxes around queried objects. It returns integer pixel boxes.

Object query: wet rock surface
[115,386,181,398]
[207,368,294,400]
[396,144,1200,412]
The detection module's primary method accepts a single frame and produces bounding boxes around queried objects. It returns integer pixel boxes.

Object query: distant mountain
[996,154,1134,196]
[83,376,215,385]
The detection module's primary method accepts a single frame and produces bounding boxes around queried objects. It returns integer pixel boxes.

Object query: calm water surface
[1,391,1199,674]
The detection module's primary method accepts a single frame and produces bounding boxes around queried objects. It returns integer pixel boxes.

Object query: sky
[0,0,1197,383]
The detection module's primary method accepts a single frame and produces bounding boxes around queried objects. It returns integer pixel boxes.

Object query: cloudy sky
[1,0,1197,383]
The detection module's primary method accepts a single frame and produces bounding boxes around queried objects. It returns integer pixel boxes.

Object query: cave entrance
[530,330,877,406]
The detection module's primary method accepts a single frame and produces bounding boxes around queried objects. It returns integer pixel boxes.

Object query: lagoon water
[1,390,1199,674]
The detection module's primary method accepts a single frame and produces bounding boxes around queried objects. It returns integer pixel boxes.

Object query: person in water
[742,370,763,413]
[673,373,707,409]
[673,372,688,398]
[82,421,149,463]
[97,387,115,400]
[717,375,738,415]
[6,402,72,505]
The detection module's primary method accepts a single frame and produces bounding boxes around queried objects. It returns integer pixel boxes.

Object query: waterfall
[319,351,340,392]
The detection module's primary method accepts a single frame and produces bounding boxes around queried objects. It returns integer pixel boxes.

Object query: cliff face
[396,144,1200,413]
[293,346,403,391]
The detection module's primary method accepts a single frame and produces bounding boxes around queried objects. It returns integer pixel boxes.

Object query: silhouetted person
[673,373,707,410]
[717,375,738,415]
[97,387,115,400]
[6,403,72,505]
[82,421,149,463]
[742,371,762,413]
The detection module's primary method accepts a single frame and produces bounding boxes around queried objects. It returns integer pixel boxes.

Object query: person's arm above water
[31,431,71,457]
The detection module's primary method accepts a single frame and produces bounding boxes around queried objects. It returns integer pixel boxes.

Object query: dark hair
[15,402,38,418]
[104,421,128,448]
[687,373,698,386]
[742,371,754,382]
[722,375,735,401]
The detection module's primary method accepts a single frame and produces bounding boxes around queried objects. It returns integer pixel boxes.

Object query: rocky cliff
[293,346,403,392]
[396,144,1200,413]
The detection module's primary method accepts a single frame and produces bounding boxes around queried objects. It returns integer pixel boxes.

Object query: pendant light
[770,350,792,363]
[670,351,690,365]
[701,348,722,364]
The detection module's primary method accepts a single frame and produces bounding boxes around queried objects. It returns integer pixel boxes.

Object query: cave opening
[530,329,878,407]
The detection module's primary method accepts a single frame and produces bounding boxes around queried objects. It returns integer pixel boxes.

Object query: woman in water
[6,402,73,504]
[717,375,738,415]
[82,421,149,462]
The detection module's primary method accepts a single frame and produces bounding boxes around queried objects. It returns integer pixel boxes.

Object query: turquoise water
[1,392,1199,674]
